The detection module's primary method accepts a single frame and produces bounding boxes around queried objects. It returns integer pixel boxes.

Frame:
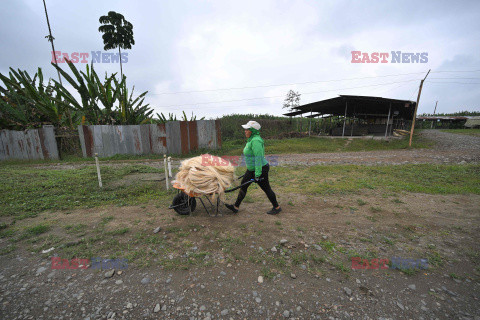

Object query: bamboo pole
[164,154,169,190]
[95,153,103,188]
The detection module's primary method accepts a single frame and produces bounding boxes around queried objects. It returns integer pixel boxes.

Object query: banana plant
[113,75,152,124]
[0,67,71,129]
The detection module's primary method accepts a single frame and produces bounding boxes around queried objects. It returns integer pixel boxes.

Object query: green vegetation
[274,164,480,195]
[221,134,433,155]
[0,164,167,217]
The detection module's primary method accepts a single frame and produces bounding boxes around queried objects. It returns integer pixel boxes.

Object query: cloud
[1,0,479,119]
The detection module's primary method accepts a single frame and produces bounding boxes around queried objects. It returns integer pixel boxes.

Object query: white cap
[241,120,261,130]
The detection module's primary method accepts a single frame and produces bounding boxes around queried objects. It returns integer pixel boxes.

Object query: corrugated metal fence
[78,120,221,158]
[0,125,59,161]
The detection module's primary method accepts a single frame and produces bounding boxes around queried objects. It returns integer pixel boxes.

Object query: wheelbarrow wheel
[172,192,196,215]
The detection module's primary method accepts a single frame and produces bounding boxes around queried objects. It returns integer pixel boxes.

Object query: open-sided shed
[284,95,416,137]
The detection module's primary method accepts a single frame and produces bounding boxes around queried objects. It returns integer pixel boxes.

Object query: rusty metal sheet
[123,125,135,155]
[41,126,59,160]
[140,125,150,154]
[215,119,222,149]
[92,126,104,156]
[188,121,198,152]
[130,125,143,155]
[29,129,43,160]
[114,125,128,155]
[166,121,181,155]
[24,130,33,160]
[149,124,167,154]
[101,125,114,157]
[82,126,94,157]
[0,130,6,161]
[179,121,189,154]
[197,120,216,149]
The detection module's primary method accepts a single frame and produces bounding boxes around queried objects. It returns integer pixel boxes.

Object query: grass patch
[275,164,480,195]
[0,164,168,218]
[222,133,432,155]
[25,224,50,236]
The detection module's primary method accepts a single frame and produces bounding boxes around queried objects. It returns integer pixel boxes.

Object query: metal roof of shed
[284,95,416,119]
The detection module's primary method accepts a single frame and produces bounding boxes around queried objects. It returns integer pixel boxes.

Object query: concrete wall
[0,125,59,161]
[78,120,221,158]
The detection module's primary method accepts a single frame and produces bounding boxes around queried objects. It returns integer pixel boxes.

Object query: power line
[426,81,480,84]
[156,79,421,109]
[148,69,480,95]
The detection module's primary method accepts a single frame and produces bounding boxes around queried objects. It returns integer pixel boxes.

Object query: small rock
[280,239,288,245]
[126,303,132,309]
[290,273,296,279]
[255,297,261,303]
[283,310,290,318]
[153,227,161,234]
[344,287,352,296]
[115,280,123,285]
[161,305,167,311]
[199,305,206,311]
[104,270,115,278]
[271,246,278,253]
[313,244,322,251]
[117,271,123,275]
[397,301,405,310]
[141,277,150,284]
[356,279,361,284]
[36,267,47,275]
[258,276,264,283]
[408,284,416,290]
[221,309,229,316]
[41,247,55,254]
[154,304,160,313]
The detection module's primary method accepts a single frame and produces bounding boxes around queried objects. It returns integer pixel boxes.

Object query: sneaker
[267,207,282,215]
[225,204,239,213]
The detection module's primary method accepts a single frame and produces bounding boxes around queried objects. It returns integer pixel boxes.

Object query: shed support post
[342,102,347,137]
[308,109,312,137]
[385,102,392,138]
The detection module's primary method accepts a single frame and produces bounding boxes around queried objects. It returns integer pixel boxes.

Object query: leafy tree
[98,11,135,79]
[283,89,301,127]
[283,89,301,112]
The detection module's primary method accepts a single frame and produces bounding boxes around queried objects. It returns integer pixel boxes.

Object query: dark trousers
[234,164,279,208]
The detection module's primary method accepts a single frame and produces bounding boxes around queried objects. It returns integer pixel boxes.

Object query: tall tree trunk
[119,47,123,79]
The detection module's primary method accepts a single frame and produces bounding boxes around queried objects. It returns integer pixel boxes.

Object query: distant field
[222,134,433,155]
[440,129,480,137]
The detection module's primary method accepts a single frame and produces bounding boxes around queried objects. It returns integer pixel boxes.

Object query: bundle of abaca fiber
[173,154,235,198]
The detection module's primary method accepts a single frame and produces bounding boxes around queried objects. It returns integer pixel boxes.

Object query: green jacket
[243,128,268,177]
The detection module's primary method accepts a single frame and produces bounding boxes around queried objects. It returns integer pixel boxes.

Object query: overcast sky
[1,0,479,119]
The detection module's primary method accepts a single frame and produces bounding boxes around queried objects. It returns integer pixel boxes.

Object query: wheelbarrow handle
[225,178,264,193]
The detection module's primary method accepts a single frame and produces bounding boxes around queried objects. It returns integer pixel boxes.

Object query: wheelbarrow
[168,175,262,216]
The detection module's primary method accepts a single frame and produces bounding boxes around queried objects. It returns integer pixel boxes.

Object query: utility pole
[43,0,74,128]
[431,101,438,129]
[409,70,431,147]
[43,0,62,86]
